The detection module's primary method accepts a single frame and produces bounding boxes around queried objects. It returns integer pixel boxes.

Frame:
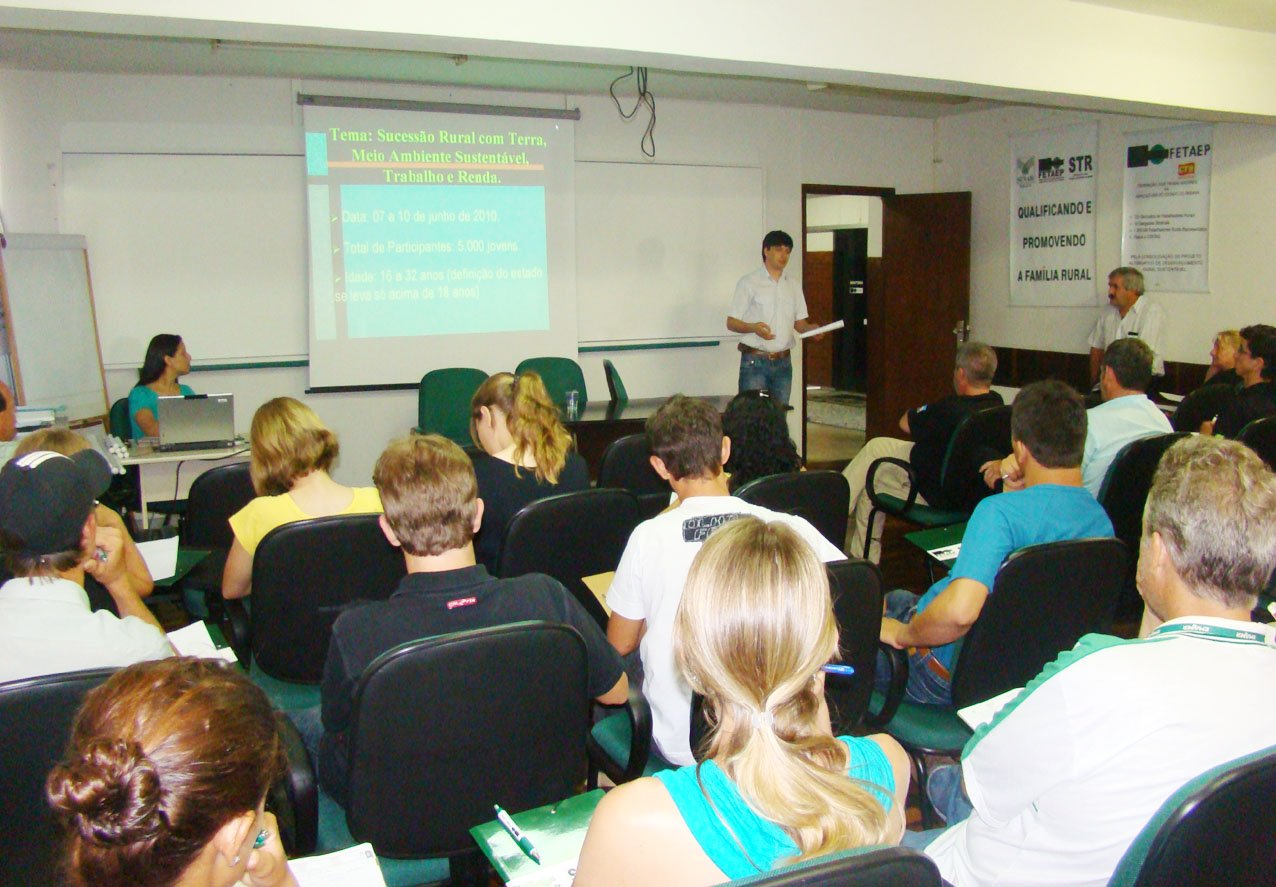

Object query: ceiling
[1076,0,1276,33]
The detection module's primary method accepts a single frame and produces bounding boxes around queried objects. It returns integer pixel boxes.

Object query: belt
[738,343,791,360]
[912,648,952,682]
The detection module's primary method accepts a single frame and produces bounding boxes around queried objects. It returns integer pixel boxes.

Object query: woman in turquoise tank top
[576,517,909,885]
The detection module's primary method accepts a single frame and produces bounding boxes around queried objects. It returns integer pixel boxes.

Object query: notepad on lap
[289,843,387,887]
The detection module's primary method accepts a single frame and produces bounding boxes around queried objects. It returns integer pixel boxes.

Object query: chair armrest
[221,598,253,670]
[866,457,921,512]
[619,682,653,783]
[267,712,318,856]
[862,643,909,729]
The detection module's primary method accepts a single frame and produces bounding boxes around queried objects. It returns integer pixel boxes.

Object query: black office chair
[178,460,256,617]
[732,845,943,886]
[736,470,850,554]
[103,395,185,528]
[498,488,642,628]
[863,405,1012,559]
[1238,415,1276,470]
[1170,383,1235,433]
[1108,745,1276,887]
[868,537,1127,825]
[597,432,670,519]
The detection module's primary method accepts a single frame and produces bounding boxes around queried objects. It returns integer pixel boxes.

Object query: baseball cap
[0,449,113,556]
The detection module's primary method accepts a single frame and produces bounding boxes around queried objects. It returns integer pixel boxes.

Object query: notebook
[156,394,237,451]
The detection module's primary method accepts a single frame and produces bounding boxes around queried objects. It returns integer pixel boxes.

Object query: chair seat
[249,662,321,712]
[873,494,969,529]
[313,789,450,887]
[588,712,670,778]
[870,691,973,754]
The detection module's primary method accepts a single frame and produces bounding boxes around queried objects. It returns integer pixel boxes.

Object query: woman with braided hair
[47,657,297,887]
[575,516,909,885]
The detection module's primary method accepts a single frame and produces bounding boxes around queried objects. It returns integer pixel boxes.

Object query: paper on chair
[290,843,387,887]
[166,621,238,664]
[136,536,179,581]
[797,319,845,339]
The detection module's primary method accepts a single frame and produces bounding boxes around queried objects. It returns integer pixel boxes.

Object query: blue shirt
[128,383,195,440]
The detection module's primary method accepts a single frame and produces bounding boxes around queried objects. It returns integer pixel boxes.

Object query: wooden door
[868,192,971,439]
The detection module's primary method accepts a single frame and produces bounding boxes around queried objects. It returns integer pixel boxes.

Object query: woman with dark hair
[47,657,298,887]
[128,334,195,439]
[722,390,802,492]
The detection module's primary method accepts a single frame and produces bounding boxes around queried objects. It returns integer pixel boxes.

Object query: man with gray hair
[923,436,1276,886]
[1088,266,1166,384]
[843,341,1002,561]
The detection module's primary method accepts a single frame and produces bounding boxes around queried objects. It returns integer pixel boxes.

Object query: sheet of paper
[165,621,238,664]
[136,535,179,581]
[957,686,1023,730]
[797,318,846,339]
[289,843,387,887]
[581,572,613,616]
[928,542,962,563]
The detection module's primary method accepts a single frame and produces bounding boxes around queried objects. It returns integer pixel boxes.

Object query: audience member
[1087,267,1166,384]
[1201,329,1242,387]
[922,436,1276,886]
[0,449,170,683]
[607,395,843,766]
[881,381,1113,705]
[128,333,195,439]
[469,370,589,571]
[721,389,802,492]
[842,342,1002,561]
[1079,339,1172,495]
[222,397,381,600]
[0,378,16,441]
[576,517,909,885]
[47,658,297,887]
[1205,323,1276,438]
[306,435,626,804]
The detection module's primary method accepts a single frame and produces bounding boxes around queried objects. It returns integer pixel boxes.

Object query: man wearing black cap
[726,229,824,406]
[0,449,171,682]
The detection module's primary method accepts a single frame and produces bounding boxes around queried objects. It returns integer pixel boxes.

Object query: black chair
[1170,383,1235,433]
[1238,415,1276,470]
[103,396,185,528]
[1108,745,1276,887]
[863,405,1012,559]
[1096,432,1189,618]
[736,470,850,554]
[0,667,117,887]
[732,845,942,886]
[868,537,1127,824]
[597,432,669,520]
[178,461,256,616]
[497,488,643,628]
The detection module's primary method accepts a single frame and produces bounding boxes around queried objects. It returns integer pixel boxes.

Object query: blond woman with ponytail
[469,370,590,570]
[576,517,909,885]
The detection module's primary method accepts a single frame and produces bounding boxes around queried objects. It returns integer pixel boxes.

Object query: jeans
[874,589,955,705]
[738,353,793,407]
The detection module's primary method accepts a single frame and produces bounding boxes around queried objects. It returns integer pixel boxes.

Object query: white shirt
[0,576,172,683]
[1082,394,1173,497]
[728,265,808,352]
[1087,297,1167,376]
[607,496,844,765]
[926,617,1276,887]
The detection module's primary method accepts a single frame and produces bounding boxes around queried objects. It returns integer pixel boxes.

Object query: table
[121,443,250,524]
[565,394,734,479]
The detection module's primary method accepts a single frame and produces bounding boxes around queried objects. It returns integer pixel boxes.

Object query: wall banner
[1009,123,1098,307]
[1122,123,1212,292]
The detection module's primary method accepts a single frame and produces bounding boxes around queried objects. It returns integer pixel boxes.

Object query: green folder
[469,789,604,886]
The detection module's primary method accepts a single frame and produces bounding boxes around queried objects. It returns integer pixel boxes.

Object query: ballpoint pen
[494,804,541,864]
[821,663,855,677]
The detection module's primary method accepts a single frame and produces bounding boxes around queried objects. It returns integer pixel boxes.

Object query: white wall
[934,106,1276,365]
[0,69,934,478]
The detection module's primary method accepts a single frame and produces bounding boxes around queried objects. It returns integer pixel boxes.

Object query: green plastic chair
[603,358,628,403]
[415,367,487,445]
[515,356,587,408]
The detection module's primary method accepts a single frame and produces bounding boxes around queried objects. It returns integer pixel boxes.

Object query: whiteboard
[575,162,763,344]
[60,153,308,368]
[0,234,108,421]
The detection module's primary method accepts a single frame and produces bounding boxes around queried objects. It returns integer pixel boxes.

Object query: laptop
[156,394,238,451]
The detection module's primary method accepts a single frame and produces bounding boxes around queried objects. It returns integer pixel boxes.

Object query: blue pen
[821,663,855,677]
[494,804,541,864]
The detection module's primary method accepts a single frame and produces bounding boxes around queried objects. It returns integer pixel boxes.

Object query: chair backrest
[108,396,132,441]
[417,367,488,446]
[735,470,850,553]
[1238,415,1276,471]
[344,622,589,857]
[180,461,256,549]
[1097,432,1189,548]
[0,667,118,887]
[251,514,406,682]
[514,356,587,407]
[1109,745,1276,887]
[937,405,1013,511]
[732,846,943,886]
[497,488,642,627]
[825,558,884,733]
[950,537,1127,708]
[1170,384,1235,433]
[603,358,629,403]
[597,432,670,519]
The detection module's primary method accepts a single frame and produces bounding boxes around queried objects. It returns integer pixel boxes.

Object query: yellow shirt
[228,487,383,555]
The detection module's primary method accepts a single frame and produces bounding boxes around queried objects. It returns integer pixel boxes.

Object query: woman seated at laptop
[469,370,589,571]
[575,517,909,886]
[221,397,381,600]
[48,658,299,887]
[129,333,196,440]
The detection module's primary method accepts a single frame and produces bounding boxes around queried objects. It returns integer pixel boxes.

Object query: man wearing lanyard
[726,230,824,407]
[922,436,1276,887]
